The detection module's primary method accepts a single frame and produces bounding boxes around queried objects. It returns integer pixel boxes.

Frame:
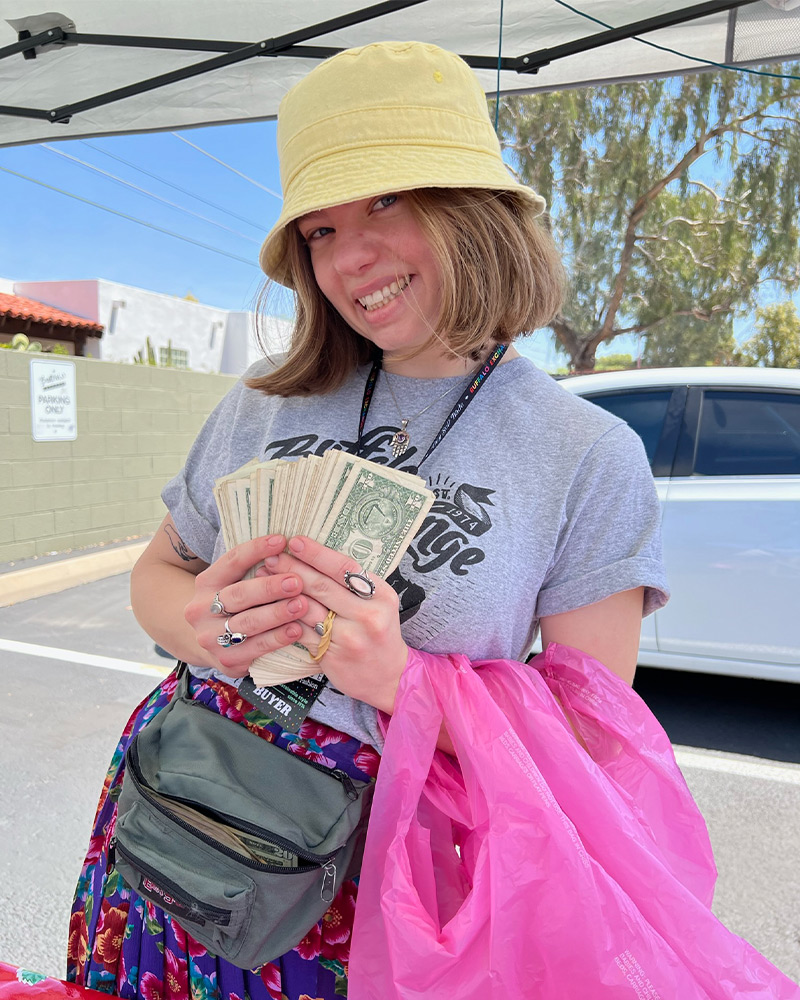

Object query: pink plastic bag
[349,644,800,1000]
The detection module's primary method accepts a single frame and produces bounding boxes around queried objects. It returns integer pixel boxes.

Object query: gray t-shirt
[163,356,669,748]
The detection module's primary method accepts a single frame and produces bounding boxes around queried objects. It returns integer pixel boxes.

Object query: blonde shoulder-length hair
[246,188,565,397]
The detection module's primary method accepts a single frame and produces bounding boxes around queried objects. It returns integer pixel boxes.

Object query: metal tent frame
[0,0,764,126]
[1,0,799,147]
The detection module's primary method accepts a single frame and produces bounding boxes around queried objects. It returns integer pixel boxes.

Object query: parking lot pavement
[634,664,800,765]
[0,572,168,977]
[1,569,798,984]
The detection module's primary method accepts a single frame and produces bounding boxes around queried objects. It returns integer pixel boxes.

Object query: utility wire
[81,140,269,234]
[42,144,261,244]
[171,133,282,198]
[550,0,800,80]
[0,166,259,268]
[495,0,505,131]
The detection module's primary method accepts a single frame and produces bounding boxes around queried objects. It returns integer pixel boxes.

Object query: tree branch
[598,107,773,340]
[615,304,734,336]
[685,179,749,209]
[749,113,800,126]
[549,313,582,358]
[674,240,718,269]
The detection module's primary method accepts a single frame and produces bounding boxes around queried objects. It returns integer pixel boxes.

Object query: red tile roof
[0,292,103,333]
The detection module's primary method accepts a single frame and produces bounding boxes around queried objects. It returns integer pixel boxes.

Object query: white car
[559,366,800,683]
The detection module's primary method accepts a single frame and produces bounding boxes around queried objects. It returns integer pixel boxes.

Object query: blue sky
[0,122,282,313]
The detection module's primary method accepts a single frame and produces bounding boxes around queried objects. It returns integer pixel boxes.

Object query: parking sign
[30,358,77,442]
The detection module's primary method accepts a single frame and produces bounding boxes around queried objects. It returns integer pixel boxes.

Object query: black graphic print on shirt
[264,432,495,624]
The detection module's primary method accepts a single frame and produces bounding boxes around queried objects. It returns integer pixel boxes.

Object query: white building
[221,310,293,375]
[9,278,291,375]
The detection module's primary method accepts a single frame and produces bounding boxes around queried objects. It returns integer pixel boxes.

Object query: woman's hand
[183,533,315,679]
[256,535,409,714]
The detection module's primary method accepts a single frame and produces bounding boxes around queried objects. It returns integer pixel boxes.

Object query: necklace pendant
[391,420,411,458]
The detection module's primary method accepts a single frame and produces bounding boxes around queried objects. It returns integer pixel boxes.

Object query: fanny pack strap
[171,661,190,701]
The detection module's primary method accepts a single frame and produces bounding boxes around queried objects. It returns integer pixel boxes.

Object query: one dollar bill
[213,451,434,685]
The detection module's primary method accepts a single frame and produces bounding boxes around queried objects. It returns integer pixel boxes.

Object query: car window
[583,389,672,466]
[694,390,800,476]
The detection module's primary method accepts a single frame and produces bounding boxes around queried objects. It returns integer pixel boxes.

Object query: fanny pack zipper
[126,741,335,872]
[293,755,359,800]
[112,830,338,907]
[109,837,234,925]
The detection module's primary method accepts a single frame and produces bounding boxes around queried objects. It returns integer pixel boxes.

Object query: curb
[0,541,150,607]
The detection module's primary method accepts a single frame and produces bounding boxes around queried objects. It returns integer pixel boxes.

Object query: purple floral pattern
[67,670,377,1000]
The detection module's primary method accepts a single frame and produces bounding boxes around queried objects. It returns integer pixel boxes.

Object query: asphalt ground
[0,558,798,986]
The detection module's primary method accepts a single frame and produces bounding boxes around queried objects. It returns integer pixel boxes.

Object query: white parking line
[0,637,171,678]
[2,636,798,785]
[674,745,800,786]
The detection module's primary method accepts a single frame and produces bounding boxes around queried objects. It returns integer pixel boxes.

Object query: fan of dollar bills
[213,450,435,686]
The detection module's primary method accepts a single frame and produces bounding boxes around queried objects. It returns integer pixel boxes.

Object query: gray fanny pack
[112,666,374,970]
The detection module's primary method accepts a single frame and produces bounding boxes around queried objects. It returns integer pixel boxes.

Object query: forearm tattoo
[164,524,198,562]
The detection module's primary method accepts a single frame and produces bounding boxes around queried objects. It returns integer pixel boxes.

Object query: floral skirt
[66,668,381,1000]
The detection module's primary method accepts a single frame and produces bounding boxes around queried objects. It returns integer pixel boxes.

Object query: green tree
[641,314,737,367]
[495,66,800,370]
[737,301,800,367]
[594,352,635,370]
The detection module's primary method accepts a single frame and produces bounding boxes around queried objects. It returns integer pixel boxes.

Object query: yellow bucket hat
[259,40,546,287]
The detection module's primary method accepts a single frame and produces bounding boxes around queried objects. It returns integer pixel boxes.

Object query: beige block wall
[0,351,236,563]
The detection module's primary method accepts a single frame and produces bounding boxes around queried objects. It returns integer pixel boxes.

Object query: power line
[495,0,505,131]
[550,0,800,80]
[81,139,270,235]
[0,166,260,268]
[171,133,282,198]
[42,144,262,244]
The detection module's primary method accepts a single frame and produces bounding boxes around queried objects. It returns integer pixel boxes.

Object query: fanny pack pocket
[114,667,373,969]
[112,800,255,957]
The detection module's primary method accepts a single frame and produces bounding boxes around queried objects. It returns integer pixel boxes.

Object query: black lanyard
[354,343,507,470]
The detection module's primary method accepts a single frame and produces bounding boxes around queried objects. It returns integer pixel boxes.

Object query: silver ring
[216,617,247,648]
[344,569,375,600]
[210,592,229,616]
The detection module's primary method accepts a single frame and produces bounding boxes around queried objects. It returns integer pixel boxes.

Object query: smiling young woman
[68,39,670,1000]
[250,185,565,393]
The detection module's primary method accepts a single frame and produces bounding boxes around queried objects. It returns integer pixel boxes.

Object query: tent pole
[514,0,761,73]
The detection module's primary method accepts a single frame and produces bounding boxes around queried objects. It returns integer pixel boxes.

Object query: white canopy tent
[1,0,799,149]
